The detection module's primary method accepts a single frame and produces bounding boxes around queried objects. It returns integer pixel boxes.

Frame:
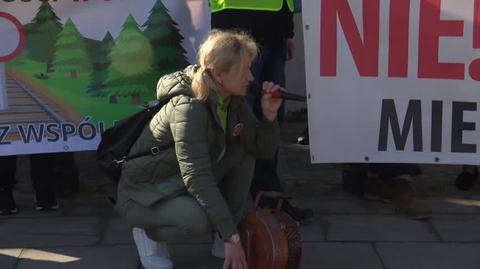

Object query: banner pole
[0,63,7,110]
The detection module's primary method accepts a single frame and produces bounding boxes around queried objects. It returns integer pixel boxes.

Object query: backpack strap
[113,143,174,167]
[112,97,174,167]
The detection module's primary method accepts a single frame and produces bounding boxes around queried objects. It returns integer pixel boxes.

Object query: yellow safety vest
[209,0,294,13]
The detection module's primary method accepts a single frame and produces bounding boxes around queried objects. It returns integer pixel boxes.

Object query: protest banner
[0,0,209,155]
[303,0,480,164]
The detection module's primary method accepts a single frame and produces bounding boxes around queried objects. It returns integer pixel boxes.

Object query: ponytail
[191,30,258,101]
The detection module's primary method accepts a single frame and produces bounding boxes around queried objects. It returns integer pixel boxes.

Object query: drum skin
[238,207,302,269]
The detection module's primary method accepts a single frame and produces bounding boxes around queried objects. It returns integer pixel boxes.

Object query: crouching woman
[115,30,282,269]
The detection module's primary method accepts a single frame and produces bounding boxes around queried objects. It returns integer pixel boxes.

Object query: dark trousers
[0,154,56,192]
[52,152,79,194]
[248,41,288,192]
[368,163,421,180]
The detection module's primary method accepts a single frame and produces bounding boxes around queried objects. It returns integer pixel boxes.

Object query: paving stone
[101,218,134,245]
[60,198,117,218]
[300,220,325,242]
[293,197,395,214]
[0,249,22,269]
[327,215,438,241]
[468,198,480,212]
[376,242,480,269]
[170,242,382,269]
[427,197,479,214]
[60,205,95,216]
[431,215,480,242]
[468,194,480,201]
[0,217,99,248]
[16,245,138,269]
[101,219,212,246]
[169,244,224,269]
[300,242,383,269]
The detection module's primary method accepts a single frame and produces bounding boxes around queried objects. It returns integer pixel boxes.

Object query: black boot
[455,166,478,191]
[35,189,59,211]
[0,189,18,215]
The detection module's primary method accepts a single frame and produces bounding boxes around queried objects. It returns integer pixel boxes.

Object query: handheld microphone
[262,89,306,102]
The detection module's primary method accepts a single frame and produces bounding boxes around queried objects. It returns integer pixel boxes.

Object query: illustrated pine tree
[53,18,91,79]
[106,14,154,104]
[143,0,188,78]
[23,1,63,73]
[87,32,115,97]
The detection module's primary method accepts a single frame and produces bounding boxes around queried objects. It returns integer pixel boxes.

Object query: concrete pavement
[1,121,479,269]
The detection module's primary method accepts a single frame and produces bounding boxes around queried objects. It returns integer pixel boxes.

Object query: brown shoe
[364,176,432,220]
[389,176,432,220]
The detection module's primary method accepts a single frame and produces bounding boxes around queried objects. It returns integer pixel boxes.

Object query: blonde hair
[192,30,258,100]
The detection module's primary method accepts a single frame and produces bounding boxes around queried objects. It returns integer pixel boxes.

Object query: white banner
[0,0,209,156]
[303,0,480,164]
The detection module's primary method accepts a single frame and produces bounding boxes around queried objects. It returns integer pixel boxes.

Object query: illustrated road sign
[0,12,25,110]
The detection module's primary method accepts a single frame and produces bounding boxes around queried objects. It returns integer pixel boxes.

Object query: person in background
[209,0,313,223]
[0,154,60,215]
[455,165,478,190]
[117,30,282,269]
[361,163,431,220]
[53,152,79,197]
[342,162,431,220]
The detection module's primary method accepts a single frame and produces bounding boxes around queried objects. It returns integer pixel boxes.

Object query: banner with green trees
[0,0,208,155]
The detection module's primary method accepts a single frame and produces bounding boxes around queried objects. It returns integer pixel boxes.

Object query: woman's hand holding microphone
[260,81,283,122]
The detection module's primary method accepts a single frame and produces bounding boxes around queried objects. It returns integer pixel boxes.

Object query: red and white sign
[303,0,480,164]
[0,12,25,62]
[0,12,24,110]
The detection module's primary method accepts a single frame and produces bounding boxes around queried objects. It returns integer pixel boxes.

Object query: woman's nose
[247,70,254,81]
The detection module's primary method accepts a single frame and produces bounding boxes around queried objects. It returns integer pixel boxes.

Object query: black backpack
[96,98,172,185]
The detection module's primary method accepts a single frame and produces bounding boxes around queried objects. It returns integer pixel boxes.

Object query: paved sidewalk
[1,121,480,269]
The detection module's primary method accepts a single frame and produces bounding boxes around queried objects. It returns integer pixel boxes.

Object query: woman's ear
[210,68,223,85]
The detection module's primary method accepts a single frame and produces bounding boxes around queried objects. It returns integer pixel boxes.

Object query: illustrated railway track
[0,74,66,139]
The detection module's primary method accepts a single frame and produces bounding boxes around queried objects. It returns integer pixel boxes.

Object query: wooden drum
[238,194,302,269]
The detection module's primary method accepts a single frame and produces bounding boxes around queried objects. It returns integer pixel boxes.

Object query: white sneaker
[211,233,225,259]
[132,227,173,269]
